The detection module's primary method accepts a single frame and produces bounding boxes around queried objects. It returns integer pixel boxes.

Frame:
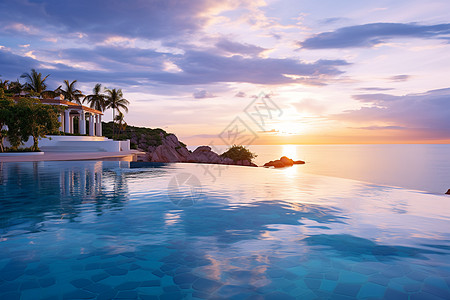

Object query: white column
[89,114,95,136]
[97,115,102,136]
[79,111,86,135]
[94,115,98,136]
[58,114,63,132]
[70,116,74,133]
[64,110,70,133]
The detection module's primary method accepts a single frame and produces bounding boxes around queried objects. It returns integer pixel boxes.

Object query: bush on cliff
[102,121,187,150]
[221,145,257,163]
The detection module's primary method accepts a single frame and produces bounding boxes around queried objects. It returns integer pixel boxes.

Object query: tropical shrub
[221,145,257,162]
[0,97,61,152]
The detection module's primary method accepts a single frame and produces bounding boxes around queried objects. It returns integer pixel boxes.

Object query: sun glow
[282,144,298,160]
[274,121,302,136]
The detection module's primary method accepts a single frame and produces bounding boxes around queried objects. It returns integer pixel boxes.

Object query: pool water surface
[0,161,449,299]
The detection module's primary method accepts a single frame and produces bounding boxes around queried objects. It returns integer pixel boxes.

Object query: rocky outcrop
[147,134,192,163]
[142,134,256,166]
[446,189,450,195]
[264,156,305,168]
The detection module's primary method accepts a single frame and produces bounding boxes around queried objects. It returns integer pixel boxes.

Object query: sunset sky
[1,0,449,145]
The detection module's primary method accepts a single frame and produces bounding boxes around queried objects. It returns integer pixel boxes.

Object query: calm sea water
[193,144,450,194]
[0,161,449,299]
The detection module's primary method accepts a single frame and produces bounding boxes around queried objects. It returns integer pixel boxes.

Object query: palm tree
[20,69,50,96]
[56,80,84,104]
[104,88,129,139]
[84,83,106,111]
[8,80,24,95]
[0,79,9,91]
[114,111,127,135]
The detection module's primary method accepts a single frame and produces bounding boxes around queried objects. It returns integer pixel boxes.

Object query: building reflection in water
[59,161,103,199]
[0,160,132,233]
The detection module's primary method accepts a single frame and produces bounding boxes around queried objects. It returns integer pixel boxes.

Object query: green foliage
[221,145,257,162]
[102,122,172,150]
[104,88,130,139]
[0,97,61,152]
[84,83,106,111]
[0,97,14,152]
[20,69,49,95]
[2,147,40,152]
[56,80,84,104]
[6,81,23,95]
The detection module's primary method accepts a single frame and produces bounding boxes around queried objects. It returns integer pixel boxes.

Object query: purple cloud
[0,0,218,40]
[388,75,411,82]
[193,89,216,99]
[299,22,450,49]
[335,88,450,136]
[0,44,350,88]
[216,38,266,56]
[358,87,394,91]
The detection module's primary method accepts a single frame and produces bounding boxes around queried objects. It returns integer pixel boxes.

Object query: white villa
[3,95,133,154]
[39,95,104,136]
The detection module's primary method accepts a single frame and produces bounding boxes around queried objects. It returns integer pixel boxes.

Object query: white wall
[4,135,131,152]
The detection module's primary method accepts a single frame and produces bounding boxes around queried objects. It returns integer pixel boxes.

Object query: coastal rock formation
[446,189,450,195]
[142,134,256,166]
[264,156,305,168]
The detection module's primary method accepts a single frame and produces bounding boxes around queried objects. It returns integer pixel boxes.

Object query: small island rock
[446,189,450,195]
[264,156,305,168]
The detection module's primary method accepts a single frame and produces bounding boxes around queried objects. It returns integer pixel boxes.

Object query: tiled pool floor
[0,161,449,299]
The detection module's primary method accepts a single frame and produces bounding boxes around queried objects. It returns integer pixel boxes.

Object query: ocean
[190,144,450,194]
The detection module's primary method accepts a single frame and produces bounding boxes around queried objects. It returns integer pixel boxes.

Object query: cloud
[235,91,246,97]
[351,125,406,130]
[1,44,350,87]
[215,38,266,56]
[358,87,394,91]
[299,22,450,49]
[319,17,349,25]
[352,93,399,103]
[146,51,350,85]
[292,99,326,114]
[334,88,450,137]
[0,48,40,76]
[3,22,37,34]
[193,89,216,99]
[0,0,224,41]
[387,75,411,82]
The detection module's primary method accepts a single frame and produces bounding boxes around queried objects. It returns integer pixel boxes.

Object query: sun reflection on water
[281,144,300,177]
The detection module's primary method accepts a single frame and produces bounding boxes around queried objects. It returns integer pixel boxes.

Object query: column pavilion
[40,95,103,136]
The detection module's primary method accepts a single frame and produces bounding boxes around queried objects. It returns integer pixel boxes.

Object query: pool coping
[0,151,45,156]
[0,150,145,162]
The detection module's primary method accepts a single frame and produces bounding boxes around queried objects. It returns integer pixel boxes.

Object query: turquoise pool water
[0,161,449,299]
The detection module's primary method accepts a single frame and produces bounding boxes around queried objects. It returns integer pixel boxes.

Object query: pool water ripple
[0,161,449,299]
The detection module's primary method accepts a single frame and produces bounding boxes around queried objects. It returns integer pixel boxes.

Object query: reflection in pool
[0,161,449,299]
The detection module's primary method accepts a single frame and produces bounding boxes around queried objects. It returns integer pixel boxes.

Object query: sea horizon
[188,144,450,195]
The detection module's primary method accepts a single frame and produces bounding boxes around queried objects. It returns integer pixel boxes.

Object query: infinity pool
[0,161,449,299]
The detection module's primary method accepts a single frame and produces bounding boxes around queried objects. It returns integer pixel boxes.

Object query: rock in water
[264,156,305,168]
[446,189,450,195]
[280,156,294,166]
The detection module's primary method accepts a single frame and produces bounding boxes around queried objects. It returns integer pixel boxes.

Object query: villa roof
[40,99,103,115]
[12,97,103,115]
